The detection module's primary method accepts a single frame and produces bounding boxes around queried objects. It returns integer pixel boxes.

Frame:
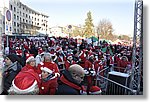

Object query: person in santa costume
[56,64,86,95]
[84,53,96,94]
[39,67,58,95]
[56,47,66,71]
[21,53,37,72]
[8,68,41,95]
[37,53,60,78]
[35,47,45,67]
[65,54,76,70]
[78,50,86,68]
[117,56,131,72]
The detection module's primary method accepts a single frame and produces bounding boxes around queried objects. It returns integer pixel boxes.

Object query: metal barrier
[95,66,137,95]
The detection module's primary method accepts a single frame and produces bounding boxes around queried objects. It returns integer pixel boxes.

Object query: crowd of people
[1,36,140,95]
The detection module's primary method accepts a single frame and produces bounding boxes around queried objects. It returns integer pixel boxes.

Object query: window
[14,22,16,26]
[17,16,19,20]
[20,11,21,15]
[14,7,16,12]
[37,23,39,25]
[10,5,13,10]
[17,23,19,27]
[35,18,36,21]
[19,3,21,8]
[14,14,16,19]
[17,29,19,33]
[29,16,30,19]
[14,29,16,33]
[38,19,39,21]
[20,17,21,21]
[23,19,25,22]
[23,13,24,17]
[26,14,28,18]
[26,20,28,23]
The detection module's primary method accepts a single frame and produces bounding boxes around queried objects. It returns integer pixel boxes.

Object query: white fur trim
[26,56,34,63]
[55,73,60,77]
[40,62,44,65]
[78,51,83,57]
[41,67,53,74]
[89,90,102,95]
[12,80,37,94]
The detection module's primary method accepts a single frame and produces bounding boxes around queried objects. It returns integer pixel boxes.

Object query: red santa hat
[56,47,62,52]
[41,67,53,74]
[89,52,94,58]
[67,54,72,59]
[26,53,34,63]
[9,69,40,94]
[89,86,102,95]
[38,48,43,54]
[16,50,22,56]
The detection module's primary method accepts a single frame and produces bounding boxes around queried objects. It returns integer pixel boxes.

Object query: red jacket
[78,51,86,68]
[84,60,94,70]
[21,64,37,72]
[118,60,129,68]
[65,60,76,70]
[40,78,58,95]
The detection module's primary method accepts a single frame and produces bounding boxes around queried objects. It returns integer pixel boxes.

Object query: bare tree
[97,19,114,39]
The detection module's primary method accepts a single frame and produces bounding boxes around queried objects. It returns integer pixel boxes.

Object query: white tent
[112,39,123,44]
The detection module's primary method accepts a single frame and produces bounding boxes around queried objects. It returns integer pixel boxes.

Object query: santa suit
[37,62,60,77]
[94,60,104,76]
[57,55,65,70]
[40,77,58,95]
[78,51,86,68]
[65,60,76,70]
[84,59,95,88]
[114,55,120,66]
[117,60,130,72]
[21,64,37,73]
[109,56,114,65]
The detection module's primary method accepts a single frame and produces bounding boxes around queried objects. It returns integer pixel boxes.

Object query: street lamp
[97,27,100,46]
[68,25,72,38]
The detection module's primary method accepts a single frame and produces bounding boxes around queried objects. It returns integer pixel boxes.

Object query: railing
[95,66,137,95]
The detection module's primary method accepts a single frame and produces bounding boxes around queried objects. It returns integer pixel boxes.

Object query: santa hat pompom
[26,53,34,63]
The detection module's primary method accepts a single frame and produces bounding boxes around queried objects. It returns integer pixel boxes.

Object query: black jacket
[2,62,22,95]
[56,70,84,95]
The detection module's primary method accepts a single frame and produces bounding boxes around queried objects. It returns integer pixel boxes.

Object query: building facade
[49,26,69,37]
[0,0,49,35]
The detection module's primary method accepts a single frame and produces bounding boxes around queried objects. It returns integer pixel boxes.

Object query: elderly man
[56,64,85,95]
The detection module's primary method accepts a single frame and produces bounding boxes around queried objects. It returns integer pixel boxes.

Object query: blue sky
[20,0,135,36]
